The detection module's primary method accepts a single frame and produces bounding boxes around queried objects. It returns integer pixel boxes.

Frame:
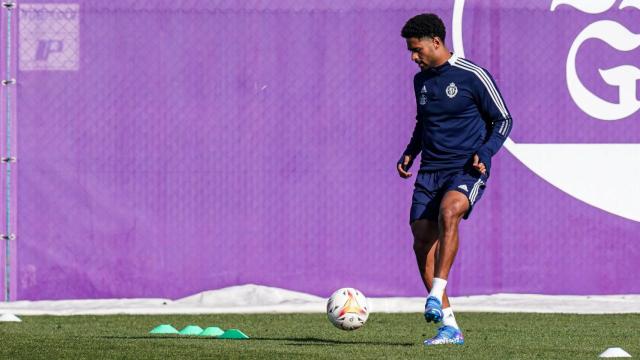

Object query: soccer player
[396,13,512,346]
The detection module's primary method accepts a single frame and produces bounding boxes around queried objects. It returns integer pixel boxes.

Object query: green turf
[0,313,638,359]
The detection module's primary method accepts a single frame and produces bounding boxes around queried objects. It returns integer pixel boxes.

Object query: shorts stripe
[469,178,484,205]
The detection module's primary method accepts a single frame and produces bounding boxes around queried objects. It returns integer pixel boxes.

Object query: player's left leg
[435,190,468,280]
[411,219,453,310]
[412,219,458,327]
[423,190,468,323]
[425,170,487,345]
[423,190,468,346]
[413,219,464,346]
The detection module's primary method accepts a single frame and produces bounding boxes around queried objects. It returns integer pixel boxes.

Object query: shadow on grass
[101,336,414,346]
[254,336,414,347]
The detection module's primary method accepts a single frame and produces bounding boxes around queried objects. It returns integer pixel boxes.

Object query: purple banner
[3,0,639,300]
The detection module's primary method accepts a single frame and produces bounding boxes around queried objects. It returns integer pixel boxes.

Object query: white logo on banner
[552,1,640,120]
[19,3,80,71]
[452,0,640,222]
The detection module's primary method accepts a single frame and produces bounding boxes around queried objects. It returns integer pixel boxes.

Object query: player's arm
[397,115,422,178]
[472,69,513,174]
[398,75,424,178]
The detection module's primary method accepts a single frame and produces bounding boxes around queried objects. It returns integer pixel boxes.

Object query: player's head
[401,13,448,70]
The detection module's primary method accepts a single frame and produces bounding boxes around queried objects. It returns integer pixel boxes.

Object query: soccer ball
[326,288,369,331]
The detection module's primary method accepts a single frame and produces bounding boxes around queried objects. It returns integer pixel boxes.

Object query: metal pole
[2,0,15,302]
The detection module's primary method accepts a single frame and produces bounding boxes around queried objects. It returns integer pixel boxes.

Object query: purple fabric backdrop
[2,0,639,300]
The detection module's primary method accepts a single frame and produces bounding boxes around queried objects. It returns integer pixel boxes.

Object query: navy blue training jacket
[402,53,512,174]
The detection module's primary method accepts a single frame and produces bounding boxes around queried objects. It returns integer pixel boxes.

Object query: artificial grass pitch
[1,313,639,359]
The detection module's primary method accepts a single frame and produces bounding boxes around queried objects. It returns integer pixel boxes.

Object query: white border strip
[1,285,639,315]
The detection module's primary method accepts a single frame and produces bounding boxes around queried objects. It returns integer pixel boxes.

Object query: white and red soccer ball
[326,288,369,331]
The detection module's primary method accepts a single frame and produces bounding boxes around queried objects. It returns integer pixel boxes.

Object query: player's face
[406,37,438,70]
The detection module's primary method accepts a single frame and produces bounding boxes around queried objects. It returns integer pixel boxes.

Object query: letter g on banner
[552,0,640,120]
[453,0,640,222]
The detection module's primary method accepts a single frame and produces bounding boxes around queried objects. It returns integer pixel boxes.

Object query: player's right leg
[424,325,465,346]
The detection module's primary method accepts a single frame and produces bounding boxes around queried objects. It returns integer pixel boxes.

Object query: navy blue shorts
[410,167,488,223]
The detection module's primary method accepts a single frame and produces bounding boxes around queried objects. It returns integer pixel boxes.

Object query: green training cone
[179,325,204,335]
[198,327,225,337]
[218,329,249,339]
[150,324,179,334]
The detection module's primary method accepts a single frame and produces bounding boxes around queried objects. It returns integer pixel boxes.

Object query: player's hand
[473,154,486,175]
[397,155,413,178]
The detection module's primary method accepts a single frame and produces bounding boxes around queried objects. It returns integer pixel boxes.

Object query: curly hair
[401,13,446,43]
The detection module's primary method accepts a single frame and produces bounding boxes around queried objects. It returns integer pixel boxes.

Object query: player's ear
[432,36,442,49]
